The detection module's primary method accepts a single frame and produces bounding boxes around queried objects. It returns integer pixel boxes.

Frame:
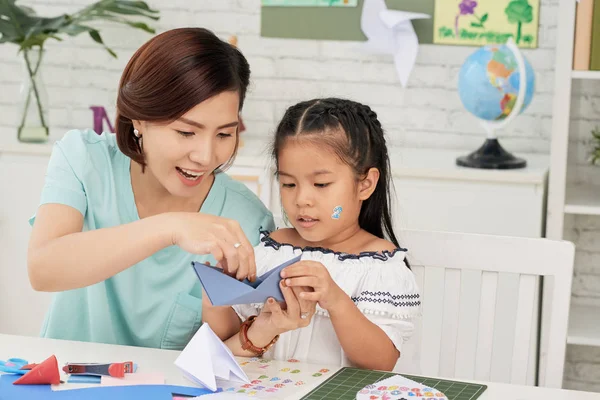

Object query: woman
[26,28,275,350]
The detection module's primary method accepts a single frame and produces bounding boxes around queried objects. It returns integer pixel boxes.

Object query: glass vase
[17,47,49,143]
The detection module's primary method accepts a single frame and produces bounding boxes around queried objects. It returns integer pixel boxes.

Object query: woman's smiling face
[133,91,240,197]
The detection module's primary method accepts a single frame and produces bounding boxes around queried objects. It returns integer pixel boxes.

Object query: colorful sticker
[219,359,334,397]
[331,206,342,219]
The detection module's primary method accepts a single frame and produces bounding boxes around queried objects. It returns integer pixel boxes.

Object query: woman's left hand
[281,261,346,311]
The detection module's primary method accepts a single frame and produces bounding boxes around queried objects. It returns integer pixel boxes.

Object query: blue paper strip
[67,375,101,384]
[0,374,213,400]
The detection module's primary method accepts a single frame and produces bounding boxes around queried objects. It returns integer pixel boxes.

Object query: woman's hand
[167,212,255,281]
[281,260,346,312]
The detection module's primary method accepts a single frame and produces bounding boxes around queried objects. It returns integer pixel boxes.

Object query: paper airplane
[360,0,430,87]
[192,255,302,306]
[174,324,249,392]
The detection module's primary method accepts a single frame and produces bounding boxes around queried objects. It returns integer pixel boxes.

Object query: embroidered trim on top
[352,297,421,308]
[353,291,421,302]
[352,291,421,308]
[259,230,407,262]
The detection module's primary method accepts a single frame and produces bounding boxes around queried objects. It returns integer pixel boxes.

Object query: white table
[0,334,598,400]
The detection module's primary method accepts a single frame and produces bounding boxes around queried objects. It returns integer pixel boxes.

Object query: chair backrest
[399,229,574,388]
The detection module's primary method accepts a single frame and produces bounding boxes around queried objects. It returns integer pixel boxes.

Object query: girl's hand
[281,261,346,311]
[252,280,317,338]
[167,212,255,281]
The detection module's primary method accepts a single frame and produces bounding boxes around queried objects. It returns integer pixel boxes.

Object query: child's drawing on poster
[433,0,540,48]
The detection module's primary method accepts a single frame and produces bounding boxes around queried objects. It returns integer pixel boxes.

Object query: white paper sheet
[174,324,250,392]
[360,0,430,86]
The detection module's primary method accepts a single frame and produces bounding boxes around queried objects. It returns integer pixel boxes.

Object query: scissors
[0,358,31,375]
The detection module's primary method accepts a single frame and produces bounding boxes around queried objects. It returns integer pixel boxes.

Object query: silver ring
[300,312,309,319]
[233,242,242,249]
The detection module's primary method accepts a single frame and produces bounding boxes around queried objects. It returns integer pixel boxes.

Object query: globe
[455,42,535,169]
[458,44,535,122]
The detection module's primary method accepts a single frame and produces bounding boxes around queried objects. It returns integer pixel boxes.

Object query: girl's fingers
[281,261,323,278]
[298,291,321,302]
[284,276,320,289]
[291,286,316,316]
[266,298,285,325]
[267,298,282,314]
[280,281,300,318]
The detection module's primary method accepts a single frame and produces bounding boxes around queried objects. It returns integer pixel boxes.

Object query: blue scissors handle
[0,358,29,374]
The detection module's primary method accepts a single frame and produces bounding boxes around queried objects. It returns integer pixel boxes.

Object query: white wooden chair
[399,229,575,388]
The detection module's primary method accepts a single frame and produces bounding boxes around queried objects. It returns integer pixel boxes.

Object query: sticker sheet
[217,357,337,398]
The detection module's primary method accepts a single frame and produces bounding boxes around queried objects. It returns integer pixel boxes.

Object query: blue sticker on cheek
[331,206,342,219]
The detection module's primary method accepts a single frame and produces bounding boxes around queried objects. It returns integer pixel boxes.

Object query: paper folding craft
[360,0,431,87]
[13,355,60,385]
[174,323,249,392]
[192,254,302,306]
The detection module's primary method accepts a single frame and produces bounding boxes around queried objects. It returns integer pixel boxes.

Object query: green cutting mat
[300,367,487,400]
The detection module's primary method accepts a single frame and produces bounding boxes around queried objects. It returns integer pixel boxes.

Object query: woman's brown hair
[115,27,250,167]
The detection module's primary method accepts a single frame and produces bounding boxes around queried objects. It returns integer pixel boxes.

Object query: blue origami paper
[0,374,213,400]
[192,255,302,306]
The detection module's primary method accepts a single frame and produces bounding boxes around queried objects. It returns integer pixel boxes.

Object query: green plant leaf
[101,2,159,20]
[116,1,157,13]
[0,18,20,42]
[1,0,158,54]
[480,13,488,23]
[61,23,95,36]
[124,20,154,33]
[88,29,117,58]
[19,5,35,15]
[88,29,103,44]
[471,22,482,28]
[19,33,54,49]
[0,0,38,44]
[24,15,70,41]
[590,127,600,165]
[105,46,117,58]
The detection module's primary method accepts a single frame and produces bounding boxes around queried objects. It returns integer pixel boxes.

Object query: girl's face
[277,138,375,245]
[133,91,239,198]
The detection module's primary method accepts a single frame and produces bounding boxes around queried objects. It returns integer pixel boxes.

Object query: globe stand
[456,138,526,169]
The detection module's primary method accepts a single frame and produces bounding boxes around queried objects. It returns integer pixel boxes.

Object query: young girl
[207,98,420,371]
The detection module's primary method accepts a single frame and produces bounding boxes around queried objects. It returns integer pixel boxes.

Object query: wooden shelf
[567,304,600,347]
[572,70,600,80]
[564,184,600,215]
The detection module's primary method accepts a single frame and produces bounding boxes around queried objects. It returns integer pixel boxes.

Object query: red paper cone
[13,355,60,385]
